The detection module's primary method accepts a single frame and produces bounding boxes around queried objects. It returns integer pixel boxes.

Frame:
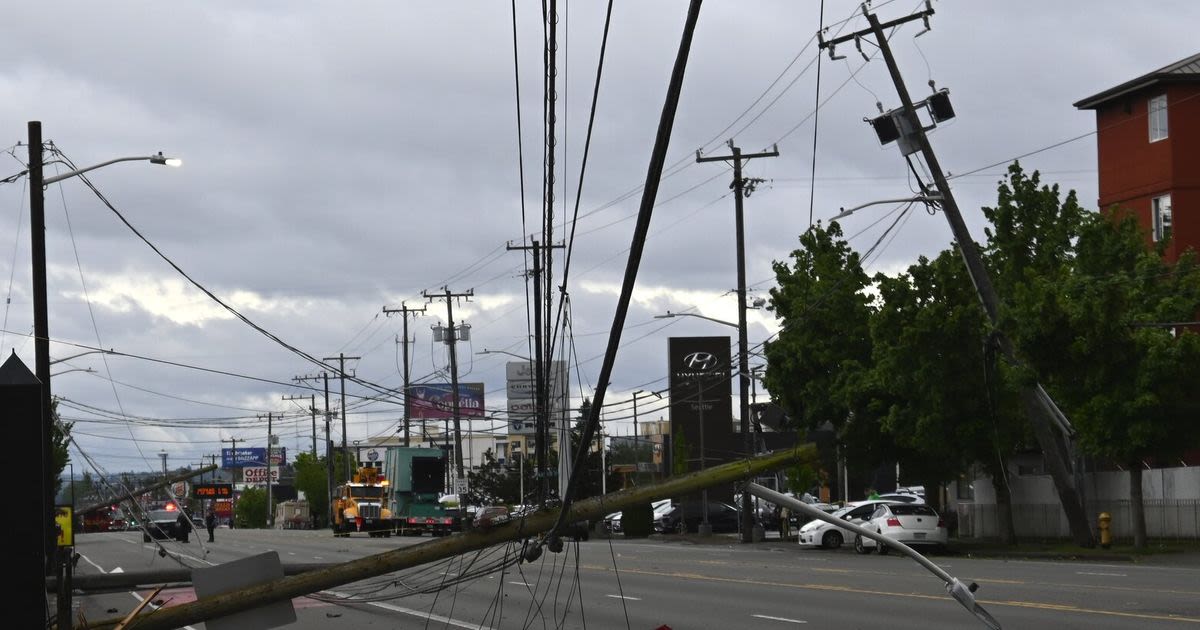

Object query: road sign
[172,481,189,499]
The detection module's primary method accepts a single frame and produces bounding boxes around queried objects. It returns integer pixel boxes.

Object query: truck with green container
[384,446,460,536]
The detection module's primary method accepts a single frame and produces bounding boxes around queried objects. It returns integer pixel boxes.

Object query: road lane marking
[313,556,324,560]
[324,590,482,629]
[1076,571,1126,577]
[753,614,807,624]
[288,552,296,555]
[576,566,1200,624]
[509,581,531,587]
[79,554,106,573]
[605,594,641,601]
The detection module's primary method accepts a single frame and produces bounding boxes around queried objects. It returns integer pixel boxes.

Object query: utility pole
[697,140,778,543]
[322,354,360,483]
[221,437,240,522]
[383,302,426,447]
[158,451,169,475]
[27,122,55,573]
[820,3,1093,546]
[283,394,317,456]
[507,241,564,504]
[294,372,334,529]
[259,412,274,527]
[207,454,218,482]
[423,287,473,484]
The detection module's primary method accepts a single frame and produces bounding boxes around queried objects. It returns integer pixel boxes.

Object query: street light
[654,310,738,329]
[476,348,532,361]
[50,367,95,378]
[27,120,180,572]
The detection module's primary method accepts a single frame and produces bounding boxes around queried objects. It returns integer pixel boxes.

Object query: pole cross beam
[422,288,473,484]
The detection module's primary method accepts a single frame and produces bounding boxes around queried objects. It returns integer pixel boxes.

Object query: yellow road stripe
[578,565,1200,624]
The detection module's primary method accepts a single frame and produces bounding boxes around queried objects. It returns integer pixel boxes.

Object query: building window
[1149,94,1168,142]
[1153,194,1173,242]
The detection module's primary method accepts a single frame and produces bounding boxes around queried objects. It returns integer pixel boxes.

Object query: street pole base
[751,524,765,542]
[698,522,713,537]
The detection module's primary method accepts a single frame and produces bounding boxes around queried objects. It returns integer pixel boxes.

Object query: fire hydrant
[1098,512,1112,549]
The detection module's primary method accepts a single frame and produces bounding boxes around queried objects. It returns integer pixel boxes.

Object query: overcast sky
[2,1,1196,476]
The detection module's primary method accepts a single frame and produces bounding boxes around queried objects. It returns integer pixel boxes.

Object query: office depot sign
[243,467,279,484]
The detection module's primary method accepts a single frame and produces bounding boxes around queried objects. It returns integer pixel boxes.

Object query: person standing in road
[205,510,217,542]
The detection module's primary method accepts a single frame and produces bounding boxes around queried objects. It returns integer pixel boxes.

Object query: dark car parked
[656,501,739,534]
[142,509,189,543]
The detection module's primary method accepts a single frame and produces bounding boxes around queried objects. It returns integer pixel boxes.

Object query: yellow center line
[578,565,1200,624]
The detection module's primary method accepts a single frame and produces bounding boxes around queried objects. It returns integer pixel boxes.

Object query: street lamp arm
[476,348,533,361]
[50,348,114,365]
[831,194,942,221]
[44,153,181,185]
[654,310,738,329]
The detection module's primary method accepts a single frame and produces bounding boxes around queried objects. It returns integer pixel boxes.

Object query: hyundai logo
[682,352,719,371]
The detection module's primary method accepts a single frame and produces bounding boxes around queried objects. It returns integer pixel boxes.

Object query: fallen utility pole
[75,465,218,516]
[93,445,814,630]
[820,4,1094,546]
[47,563,335,594]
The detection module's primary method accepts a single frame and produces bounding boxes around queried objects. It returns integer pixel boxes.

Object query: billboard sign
[407,383,486,419]
[194,483,234,499]
[506,361,567,435]
[222,447,267,468]
[243,467,280,484]
[668,336,734,474]
[269,446,287,466]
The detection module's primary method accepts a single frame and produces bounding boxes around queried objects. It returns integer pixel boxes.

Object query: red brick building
[1075,53,1200,261]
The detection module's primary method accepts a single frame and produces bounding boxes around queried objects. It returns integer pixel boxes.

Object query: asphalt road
[64,528,1200,629]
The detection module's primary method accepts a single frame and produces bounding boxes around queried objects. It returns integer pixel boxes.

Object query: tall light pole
[27,121,179,567]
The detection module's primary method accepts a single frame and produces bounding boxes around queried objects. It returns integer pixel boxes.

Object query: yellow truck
[332,466,393,537]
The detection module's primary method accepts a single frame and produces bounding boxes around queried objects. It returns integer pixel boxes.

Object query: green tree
[1029,211,1200,548]
[867,250,1028,540]
[463,449,526,507]
[235,486,268,528]
[51,400,72,501]
[293,452,328,527]
[765,222,898,497]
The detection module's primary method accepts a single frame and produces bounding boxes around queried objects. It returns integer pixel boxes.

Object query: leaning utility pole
[423,287,473,481]
[697,139,778,543]
[383,302,426,447]
[323,353,360,483]
[820,3,1093,546]
[283,394,317,456]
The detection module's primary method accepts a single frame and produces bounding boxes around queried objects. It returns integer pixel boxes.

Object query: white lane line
[130,592,199,630]
[288,552,296,556]
[752,614,807,624]
[1077,571,1127,577]
[313,556,325,560]
[324,590,482,629]
[509,581,530,587]
[605,594,641,601]
[79,553,106,573]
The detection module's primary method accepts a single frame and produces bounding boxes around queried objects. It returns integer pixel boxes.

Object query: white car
[876,492,925,505]
[855,503,948,553]
[796,500,898,550]
[604,499,673,534]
